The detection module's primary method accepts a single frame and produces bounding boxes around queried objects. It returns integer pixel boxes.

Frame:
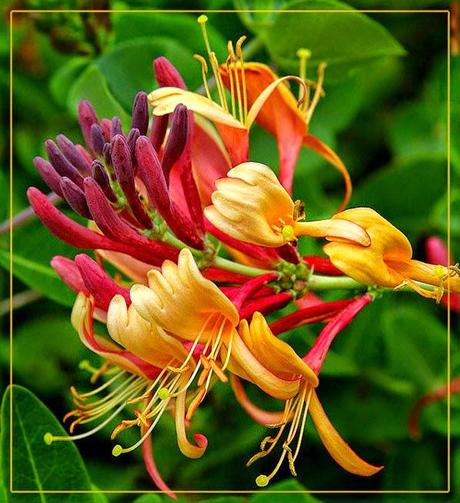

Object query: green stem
[307,275,363,291]
[212,256,269,277]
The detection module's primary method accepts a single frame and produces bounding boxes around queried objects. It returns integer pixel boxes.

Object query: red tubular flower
[302,255,344,276]
[225,272,278,310]
[239,291,293,320]
[425,237,460,311]
[304,293,373,374]
[51,256,89,294]
[27,187,178,266]
[270,298,355,336]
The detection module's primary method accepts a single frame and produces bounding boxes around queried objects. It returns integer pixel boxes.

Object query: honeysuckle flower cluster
[27,17,460,496]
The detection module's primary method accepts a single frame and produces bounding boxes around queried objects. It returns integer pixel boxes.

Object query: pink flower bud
[78,100,98,155]
[153,56,186,89]
[161,104,189,183]
[51,256,88,294]
[75,254,130,310]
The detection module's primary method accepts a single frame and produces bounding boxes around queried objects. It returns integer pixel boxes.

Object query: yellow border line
[8,7,452,496]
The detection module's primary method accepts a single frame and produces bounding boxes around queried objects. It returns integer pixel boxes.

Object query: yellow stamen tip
[43,433,54,445]
[297,48,311,59]
[198,14,208,24]
[256,474,270,487]
[78,360,90,370]
[158,387,170,400]
[112,444,123,457]
[282,225,295,241]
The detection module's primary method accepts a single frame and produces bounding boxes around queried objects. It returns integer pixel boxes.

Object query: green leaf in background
[50,57,89,107]
[113,12,227,62]
[97,37,198,112]
[7,315,86,395]
[352,158,447,239]
[250,479,321,502]
[0,385,95,500]
[263,0,405,81]
[0,214,87,307]
[67,64,130,123]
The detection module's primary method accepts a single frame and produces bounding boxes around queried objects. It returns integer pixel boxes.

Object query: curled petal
[310,390,383,477]
[295,219,370,247]
[174,385,208,459]
[228,331,301,400]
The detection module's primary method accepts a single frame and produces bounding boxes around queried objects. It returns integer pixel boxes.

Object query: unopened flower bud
[60,176,92,219]
[90,123,105,156]
[153,56,186,89]
[131,91,149,135]
[33,156,64,197]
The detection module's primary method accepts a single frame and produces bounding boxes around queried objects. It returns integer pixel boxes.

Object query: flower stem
[213,256,269,277]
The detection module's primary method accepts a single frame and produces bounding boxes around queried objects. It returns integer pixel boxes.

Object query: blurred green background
[0,0,459,502]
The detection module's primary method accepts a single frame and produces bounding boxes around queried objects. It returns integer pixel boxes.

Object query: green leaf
[250,479,321,502]
[263,0,405,82]
[0,250,75,307]
[0,385,94,500]
[96,37,199,112]
[7,315,86,394]
[50,57,89,107]
[67,64,130,123]
[132,495,163,503]
[352,157,447,240]
[113,12,227,61]
[382,306,447,391]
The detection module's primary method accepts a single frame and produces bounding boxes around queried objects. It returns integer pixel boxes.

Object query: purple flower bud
[56,134,91,176]
[135,135,170,215]
[150,114,169,152]
[45,139,84,189]
[33,156,64,197]
[60,176,92,219]
[90,123,105,156]
[102,142,112,166]
[78,100,98,155]
[136,135,204,250]
[161,104,189,183]
[126,128,140,158]
[111,134,152,229]
[131,91,149,135]
[153,57,187,89]
[91,160,117,202]
[111,116,122,138]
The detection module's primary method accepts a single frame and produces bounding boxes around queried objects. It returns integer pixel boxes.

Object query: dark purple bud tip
[111,134,133,185]
[90,123,105,156]
[45,139,84,189]
[111,116,122,138]
[91,160,117,202]
[60,176,92,219]
[131,91,149,135]
[161,104,189,182]
[127,128,140,158]
[103,142,112,166]
[33,156,64,197]
[56,134,91,175]
[154,56,187,89]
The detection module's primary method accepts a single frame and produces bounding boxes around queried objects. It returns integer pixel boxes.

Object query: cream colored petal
[148,87,244,129]
[131,249,238,341]
[107,295,188,368]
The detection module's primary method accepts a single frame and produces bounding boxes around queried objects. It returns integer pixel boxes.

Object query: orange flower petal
[309,390,383,477]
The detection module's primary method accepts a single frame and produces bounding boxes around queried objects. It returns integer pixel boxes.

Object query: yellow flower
[228,312,382,487]
[204,162,370,247]
[323,207,460,298]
